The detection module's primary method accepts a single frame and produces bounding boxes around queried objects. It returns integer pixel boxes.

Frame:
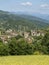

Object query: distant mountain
[32,13,49,21]
[0,10,49,30]
[11,11,49,22]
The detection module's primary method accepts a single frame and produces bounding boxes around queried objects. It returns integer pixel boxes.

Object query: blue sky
[0,0,49,14]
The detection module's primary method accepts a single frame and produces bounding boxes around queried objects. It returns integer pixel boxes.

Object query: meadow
[0,55,49,65]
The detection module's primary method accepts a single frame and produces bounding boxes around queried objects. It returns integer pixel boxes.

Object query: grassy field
[0,55,49,65]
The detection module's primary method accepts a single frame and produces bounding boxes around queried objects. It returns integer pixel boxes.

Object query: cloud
[40,4,49,8]
[21,2,32,6]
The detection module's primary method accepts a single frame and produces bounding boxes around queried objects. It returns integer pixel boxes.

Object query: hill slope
[0,10,49,30]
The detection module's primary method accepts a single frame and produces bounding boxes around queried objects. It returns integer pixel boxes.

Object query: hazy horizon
[0,0,49,14]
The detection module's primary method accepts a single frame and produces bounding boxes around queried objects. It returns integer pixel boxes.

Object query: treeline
[0,40,34,56]
[0,31,49,56]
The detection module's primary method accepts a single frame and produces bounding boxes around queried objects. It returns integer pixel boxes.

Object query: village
[0,29,45,44]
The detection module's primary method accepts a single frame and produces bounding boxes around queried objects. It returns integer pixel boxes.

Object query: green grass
[0,55,49,65]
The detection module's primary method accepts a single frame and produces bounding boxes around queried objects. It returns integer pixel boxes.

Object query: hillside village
[0,28,45,44]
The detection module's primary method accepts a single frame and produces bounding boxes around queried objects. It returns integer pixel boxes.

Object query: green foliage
[42,31,49,54]
[0,10,49,30]
[0,42,9,56]
[8,40,34,55]
[33,51,42,55]
[15,35,23,40]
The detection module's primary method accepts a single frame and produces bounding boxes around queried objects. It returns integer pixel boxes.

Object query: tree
[0,42,9,56]
[8,39,34,55]
[42,32,49,54]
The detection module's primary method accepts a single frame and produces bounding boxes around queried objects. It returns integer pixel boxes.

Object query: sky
[0,0,49,14]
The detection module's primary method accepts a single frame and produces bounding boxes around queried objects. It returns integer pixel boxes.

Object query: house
[31,30,37,36]
[6,29,13,33]
[6,29,18,37]
[26,37,34,43]
[0,35,8,43]
[24,32,29,38]
[31,30,44,37]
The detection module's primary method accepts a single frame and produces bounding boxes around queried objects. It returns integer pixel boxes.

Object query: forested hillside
[0,10,49,30]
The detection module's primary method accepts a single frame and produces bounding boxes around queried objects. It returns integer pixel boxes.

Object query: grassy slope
[0,55,49,65]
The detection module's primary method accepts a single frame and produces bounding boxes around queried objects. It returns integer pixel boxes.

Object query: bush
[0,43,9,56]
[41,32,49,54]
[8,40,34,55]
